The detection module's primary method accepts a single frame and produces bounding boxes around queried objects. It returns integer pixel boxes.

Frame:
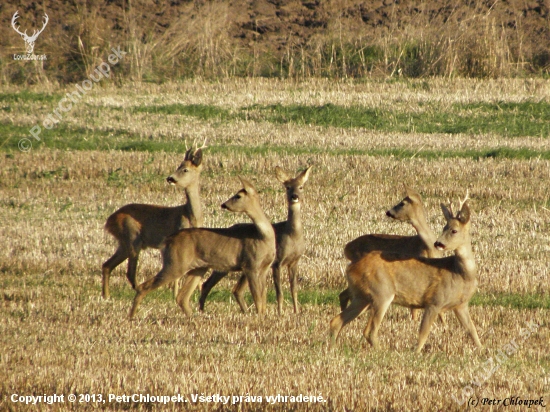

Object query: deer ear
[405,186,421,203]
[457,201,470,223]
[192,149,203,166]
[183,148,193,161]
[275,167,290,183]
[295,166,312,185]
[238,176,256,194]
[440,203,453,221]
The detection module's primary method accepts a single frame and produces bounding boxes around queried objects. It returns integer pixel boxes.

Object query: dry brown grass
[1,79,549,410]
[2,150,549,292]
[2,150,549,410]
[2,0,548,83]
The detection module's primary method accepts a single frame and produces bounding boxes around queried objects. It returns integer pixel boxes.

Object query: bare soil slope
[1,0,549,81]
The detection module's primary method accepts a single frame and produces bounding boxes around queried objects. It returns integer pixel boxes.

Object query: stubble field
[1,78,549,411]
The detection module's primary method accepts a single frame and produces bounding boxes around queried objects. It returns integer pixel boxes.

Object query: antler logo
[11,11,49,55]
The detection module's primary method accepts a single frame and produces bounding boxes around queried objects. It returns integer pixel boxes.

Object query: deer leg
[438,312,447,327]
[245,270,266,315]
[102,246,128,299]
[453,304,482,349]
[126,254,140,290]
[362,307,375,341]
[260,267,270,314]
[288,261,300,315]
[365,295,393,349]
[176,268,207,316]
[129,266,181,319]
[126,238,142,290]
[338,288,351,311]
[416,305,440,353]
[172,279,180,301]
[412,308,443,325]
[199,271,228,311]
[232,275,249,313]
[329,297,370,344]
[272,263,283,315]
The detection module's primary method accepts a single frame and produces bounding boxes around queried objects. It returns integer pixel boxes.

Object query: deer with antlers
[129,177,276,319]
[198,166,312,315]
[102,141,206,299]
[11,11,49,54]
[330,193,482,353]
[339,187,445,328]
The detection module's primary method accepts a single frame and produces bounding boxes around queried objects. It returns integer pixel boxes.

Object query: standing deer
[11,11,49,54]
[102,143,205,299]
[129,177,276,319]
[330,195,482,353]
[198,166,312,314]
[339,187,443,322]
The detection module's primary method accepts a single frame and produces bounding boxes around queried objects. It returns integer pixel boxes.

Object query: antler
[446,198,454,217]
[197,137,208,151]
[11,11,27,38]
[458,189,470,210]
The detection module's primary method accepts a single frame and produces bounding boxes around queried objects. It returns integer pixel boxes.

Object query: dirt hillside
[1,0,549,81]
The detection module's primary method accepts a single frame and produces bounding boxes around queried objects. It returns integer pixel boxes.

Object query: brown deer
[330,195,482,353]
[198,166,312,314]
[129,177,276,319]
[339,187,443,321]
[102,142,205,299]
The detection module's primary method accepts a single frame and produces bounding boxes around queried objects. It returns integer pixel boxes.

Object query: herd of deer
[102,143,482,353]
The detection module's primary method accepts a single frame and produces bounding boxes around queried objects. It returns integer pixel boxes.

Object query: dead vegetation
[0,79,549,410]
[2,0,550,83]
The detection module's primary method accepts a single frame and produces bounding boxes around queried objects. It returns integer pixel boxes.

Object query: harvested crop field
[1,79,549,411]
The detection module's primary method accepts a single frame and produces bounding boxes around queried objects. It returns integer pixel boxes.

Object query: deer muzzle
[434,241,446,250]
[166,176,177,185]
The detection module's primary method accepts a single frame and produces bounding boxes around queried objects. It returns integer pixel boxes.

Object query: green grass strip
[471,292,550,309]
[1,123,549,160]
[249,102,550,137]
[0,91,62,103]
[110,287,550,310]
[3,95,549,137]
[132,103,232,120]
[129,101,550,137]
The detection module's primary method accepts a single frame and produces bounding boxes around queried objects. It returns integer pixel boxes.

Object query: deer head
[12,11,49,54]
[166,138,207,187]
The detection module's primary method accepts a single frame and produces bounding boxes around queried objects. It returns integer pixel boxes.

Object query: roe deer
[102,142,205,299]
[339,187,443,322]
[129,177,276,319]
[198,166,312,314]
[330,195,482,353]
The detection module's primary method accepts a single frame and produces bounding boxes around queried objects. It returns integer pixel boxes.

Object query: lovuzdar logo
[11,10,49,60]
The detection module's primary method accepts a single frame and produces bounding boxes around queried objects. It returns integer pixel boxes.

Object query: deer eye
[234,194,241,199]
[183,168,189,173]
[451,229,458,234]
[299,186,303,190]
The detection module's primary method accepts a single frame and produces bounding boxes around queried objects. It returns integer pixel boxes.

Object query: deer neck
[184,182,203,228]
[286,202,302,235]
[410,209,436,250]
[247,203,275,241]
[453,241,477,280]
